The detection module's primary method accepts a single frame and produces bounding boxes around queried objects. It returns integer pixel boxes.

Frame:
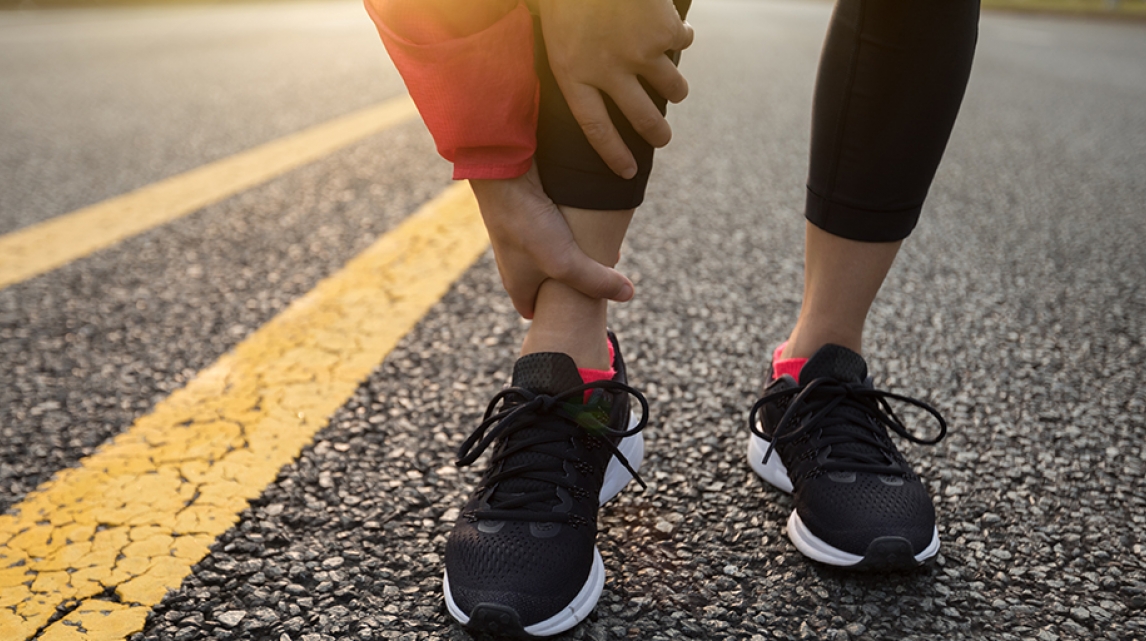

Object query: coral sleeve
[364,0,539,180]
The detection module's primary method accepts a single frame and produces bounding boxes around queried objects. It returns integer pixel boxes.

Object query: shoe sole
[444,412,644,638]
[747,433,939,570]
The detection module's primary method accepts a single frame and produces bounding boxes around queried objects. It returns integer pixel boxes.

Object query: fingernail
[618,283,634,301]
[622,166,637,180]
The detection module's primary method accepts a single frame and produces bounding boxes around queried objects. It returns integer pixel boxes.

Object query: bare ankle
[522,280,610,370]
[521,329,610,370]
[782,327,862,360]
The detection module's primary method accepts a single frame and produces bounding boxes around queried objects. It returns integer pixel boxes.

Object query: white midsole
[788,511,940,566]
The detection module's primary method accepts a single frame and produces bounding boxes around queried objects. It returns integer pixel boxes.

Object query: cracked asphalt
[2,0,1145,639]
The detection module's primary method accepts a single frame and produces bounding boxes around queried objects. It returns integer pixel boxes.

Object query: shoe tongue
[798,345,893,469]
[493,353,586,507]
[512,352,585,395]
[798,344,868,385]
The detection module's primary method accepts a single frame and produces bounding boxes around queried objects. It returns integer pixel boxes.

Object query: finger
[548,246,636,303]
[673,20,696,52]
[608,76,673,148]
[492,251,543,320]
[561,82,638,179]
[643,55,689,104]
[503,269,544,320]
[509,293,536,321]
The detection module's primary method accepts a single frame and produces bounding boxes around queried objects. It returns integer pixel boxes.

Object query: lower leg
[783,0,978,361]
[521,206,633,370]
[781,221,901,360]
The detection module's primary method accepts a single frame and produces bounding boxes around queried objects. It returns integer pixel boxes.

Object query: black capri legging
[532,0,980,243]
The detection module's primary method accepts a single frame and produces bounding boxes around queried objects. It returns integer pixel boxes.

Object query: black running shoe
[747,344,948,570]
[444,332,648,638]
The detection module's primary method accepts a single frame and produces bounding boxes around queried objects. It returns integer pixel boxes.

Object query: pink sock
[771,341,807,381]
[577,339,616,398]
[578,366,615,385]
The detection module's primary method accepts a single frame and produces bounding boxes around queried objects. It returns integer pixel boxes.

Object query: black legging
[532,0,979,243]
[531,0,693,210]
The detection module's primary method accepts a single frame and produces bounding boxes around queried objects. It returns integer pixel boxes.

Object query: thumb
[559,250,635,303]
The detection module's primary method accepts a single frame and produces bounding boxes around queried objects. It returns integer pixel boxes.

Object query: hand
[470,164,635,319]
[538,0,694,179]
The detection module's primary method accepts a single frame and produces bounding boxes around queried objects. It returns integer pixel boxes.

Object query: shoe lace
[748,377,948,477]
[455,380,649,524]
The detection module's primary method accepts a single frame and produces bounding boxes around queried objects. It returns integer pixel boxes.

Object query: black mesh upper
[446,519,594,625]
[796,472,935,556]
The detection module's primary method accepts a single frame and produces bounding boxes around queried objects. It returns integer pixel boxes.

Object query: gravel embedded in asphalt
[3,1,1145,639]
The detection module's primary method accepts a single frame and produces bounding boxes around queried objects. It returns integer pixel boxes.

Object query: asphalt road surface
[2,0,1145,639]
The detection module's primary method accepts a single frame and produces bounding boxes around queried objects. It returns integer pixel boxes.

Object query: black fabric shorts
[532,0,692,211]
[532,0,979,243]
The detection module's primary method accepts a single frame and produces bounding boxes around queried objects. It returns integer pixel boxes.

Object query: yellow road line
[0,183,488,641]
[0,95,418,291]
